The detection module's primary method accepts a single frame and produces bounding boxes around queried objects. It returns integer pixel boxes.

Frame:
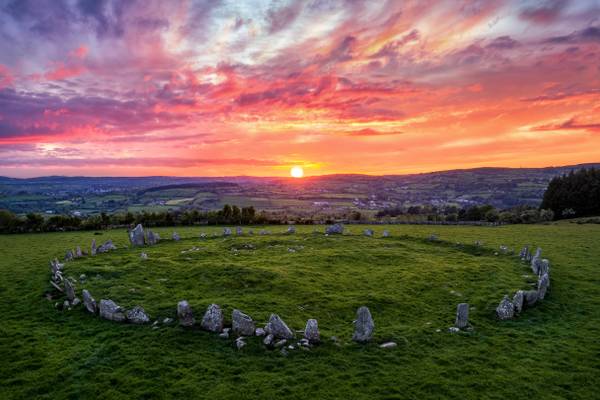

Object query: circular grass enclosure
[60,230,534,342]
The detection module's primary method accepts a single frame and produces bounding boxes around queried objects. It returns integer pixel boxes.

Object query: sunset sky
[0,0,599,177]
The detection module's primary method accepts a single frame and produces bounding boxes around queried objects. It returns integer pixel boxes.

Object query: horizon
[1,1,599,177]
[2,161,600,180]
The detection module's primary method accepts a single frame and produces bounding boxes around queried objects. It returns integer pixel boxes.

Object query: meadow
[0,223,599,399]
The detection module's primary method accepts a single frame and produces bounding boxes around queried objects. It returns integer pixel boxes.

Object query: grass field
[1,224,599,399]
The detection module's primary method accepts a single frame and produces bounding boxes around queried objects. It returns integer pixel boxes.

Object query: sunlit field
[1,223,599,399]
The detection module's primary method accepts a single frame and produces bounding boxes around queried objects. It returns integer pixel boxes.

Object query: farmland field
[1,224,599,399]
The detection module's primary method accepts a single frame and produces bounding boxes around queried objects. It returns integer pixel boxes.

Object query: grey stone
[325,223,344,235]
[201,304,224,332]
[65,250,74,261]
[382,230,390,237]
[146,230,159,245]
[232,309,256,336]
[380,342,397,349]
[235,337,246,349]
[219,331,229,339]
[71,297,81,306]
[140,252,148,260]
[448,327,460,333]
[255,327,266,336]
[127,306,150,324]
[428,234,439,242]
[91,239,97,256]
[455,303,469,329]
[268,314,295,339]
[263,333,275,346]
[531,256,544,275]
[496,295,515,320]
[286,225,296,234]
[512,290,524,314]
[99,299,126,322]
[82,289,97,314]
[363,229,374,237]
[177,300,195,327]
[274,339,287,348]
[352,306,374,343]
[538,259,550,277]
[163,317,173,324]
[523,290,538,308]
[538,273,550,300]
[304,319,320,344]
[129,224,145,247]
[223,228,232,236]
[236,226,243,235]
[64,279,76,302]
[97,240,116,253]
[172,232,180,241]
[75,246,83,258]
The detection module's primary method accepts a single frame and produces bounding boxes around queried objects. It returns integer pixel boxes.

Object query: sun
[290,166,304,178]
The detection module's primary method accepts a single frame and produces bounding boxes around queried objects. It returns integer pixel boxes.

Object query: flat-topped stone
[127,306,150,324]
[455,303,469,329]
[99,299,126,322]
[304,319,320,344]
[232,309,255,336]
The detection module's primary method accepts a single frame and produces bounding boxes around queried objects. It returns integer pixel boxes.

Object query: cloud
[545,26,600,44]
[531,118,600,132]
[519,0,567,23]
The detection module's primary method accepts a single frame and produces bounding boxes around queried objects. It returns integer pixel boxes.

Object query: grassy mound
[1,224,599,399]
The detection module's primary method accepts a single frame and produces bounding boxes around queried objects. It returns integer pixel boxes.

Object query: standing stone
[91,239,97,256]
[496,295,515,320]
[286,225,296,234]
[177,300,195,327]
[538,259,550,277]
[223,228,232,236]
[523,290,538,308]
[172,232,180,241]
[534,247,542,259]
[201,304,224,332]
[455,303,469,329]
[75,246,83,258]
[99,299,126,322]
[268,314,295,339]
[129,224,145,246]
[236,226,243,235]
[65,250,74,261]
[382,230,390,237]
[538,273,550,300]
[325,223,344,235]
[304,319,320,344]
[127,306,150,324]
[512,290,524,314]
[82,289,97,314]
[64,279,76,302]
[352,306,374,343]
[519,246,528,259]
[97,240,116,253]
[363,229,374,237]
[232,309,256,336]
[146,230,159,245]
[531,256,544,275]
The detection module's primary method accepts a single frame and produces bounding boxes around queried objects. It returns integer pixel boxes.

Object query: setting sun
[290,166,304,178]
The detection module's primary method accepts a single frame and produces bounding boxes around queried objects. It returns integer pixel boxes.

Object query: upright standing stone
[236,226,243,235]
[223,228,232,236]
[75,246,83,258]
[363,229,374,237]
[267,314,295,339]
[232,309,256,336]
[512,290,524,314]
[82,289,97,314]
[304,319,320,344]
[352,306,374,343]
[99,299,126,322]
[146,230,159,245]
[201,304,224,332]
[538,259,550,277]
[538,273,550,300]
[129,224,145,246]
[177,300,195,327]
[382,230,390,237]
[455,303,469,329]
[65,250,74,261]
[64,279,76,302]
[286,225,296,234]
[91,239,97,256]
[172,232,180,241]
[496,296,515,320]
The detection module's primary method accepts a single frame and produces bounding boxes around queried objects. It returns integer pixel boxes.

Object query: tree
[541,168,600,219]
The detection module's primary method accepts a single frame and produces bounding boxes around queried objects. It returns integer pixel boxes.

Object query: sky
[0,0,599,178]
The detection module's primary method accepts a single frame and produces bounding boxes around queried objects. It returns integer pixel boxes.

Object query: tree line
[540,167,600,219]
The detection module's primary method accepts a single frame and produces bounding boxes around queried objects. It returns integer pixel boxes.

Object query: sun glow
[290,166,304,178]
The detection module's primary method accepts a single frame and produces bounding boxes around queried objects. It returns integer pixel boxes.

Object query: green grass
[1,224,599,399]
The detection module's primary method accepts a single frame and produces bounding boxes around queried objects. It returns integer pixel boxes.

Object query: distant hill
[1,163,598,215]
